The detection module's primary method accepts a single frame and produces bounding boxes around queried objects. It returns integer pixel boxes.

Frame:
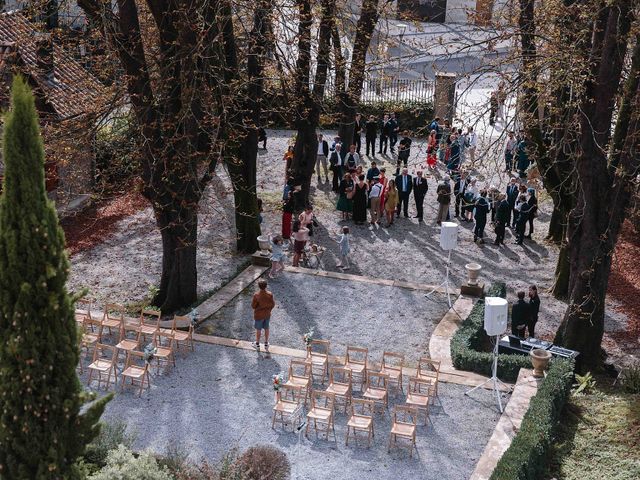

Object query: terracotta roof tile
[0,11,105,119]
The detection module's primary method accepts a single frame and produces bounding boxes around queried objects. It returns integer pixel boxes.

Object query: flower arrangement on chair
[272,372,284,391]
[303,328,314,347]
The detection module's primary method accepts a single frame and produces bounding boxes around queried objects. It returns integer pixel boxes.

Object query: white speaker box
[439,222,458,250]
[484,297,508,336]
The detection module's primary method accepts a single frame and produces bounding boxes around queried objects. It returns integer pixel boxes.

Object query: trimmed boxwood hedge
[450,282,531,382]
[490,358,574,480]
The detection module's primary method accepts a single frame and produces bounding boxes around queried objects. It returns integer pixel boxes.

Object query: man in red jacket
[252,279,275,351]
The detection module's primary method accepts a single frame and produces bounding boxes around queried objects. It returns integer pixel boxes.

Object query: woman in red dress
[378,168,388,217]
[426,130,437,169]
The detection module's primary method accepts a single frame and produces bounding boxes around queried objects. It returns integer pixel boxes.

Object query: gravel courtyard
[198,273,452,364]
[99,342,504,480]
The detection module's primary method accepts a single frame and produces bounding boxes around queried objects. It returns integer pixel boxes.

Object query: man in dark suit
[494,194,510,245]
[379,114,392,154]
[389,112,399,153]
[511,291,529,337]
[353,113,364,154]
[505,177,519,227]
[365,115,377,157]
[412,170,428,222]
[316,133,330,181]
[329,143,346,192]
[395,167,413,218]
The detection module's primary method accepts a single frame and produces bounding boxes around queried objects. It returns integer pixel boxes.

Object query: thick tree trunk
[153,206,198,312]
[550,242,569,299]
[546,207,566,244]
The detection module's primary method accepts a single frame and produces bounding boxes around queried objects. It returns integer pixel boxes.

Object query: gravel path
[198,273,451,364]
[98,342,504,480]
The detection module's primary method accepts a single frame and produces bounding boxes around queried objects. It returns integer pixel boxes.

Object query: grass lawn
[546,381,640,480]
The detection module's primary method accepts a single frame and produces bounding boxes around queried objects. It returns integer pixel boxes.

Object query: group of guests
[426,117,478,171]
[503,130,531,178]
[511,286,541,338]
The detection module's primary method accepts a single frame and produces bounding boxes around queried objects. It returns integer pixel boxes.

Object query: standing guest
[336,173,354,220]
[345,144,361,170]
[395,167,413,218]
[330,136,341,152]
[365,115,377,157]
[378,167,389,217]
[283,146,294,177]
[454,172,468,218]
[506,177,519,227]
[447,133,461,172]
[514,194,531,245]
[511,291,529,338]
[281,190,295,240]
[352,175,368,225]
[269,235,285,278]
[466,126,478,165]
[335,226,351,270]
[397,130,412,174]
[489,91,498,126]
[436,176,452,225]
[329,143,346,192]
[413,170,428,222]
[473,189,490,244]
[258,127,267,150]
[430,117,441,143]
[527,285,540,338]
[291,220,309,267]
[251,279,275,351]
[316,133,330,182]
[487,186,500,224]
[463,177,479,222]
[516,133,530,178]
[504,131,517,173]
[389,112,399,153]
[379,114,391,154]
[457,128,467,165]
[525,188,538,239]
[494,194,509,246]
[438,119,451,163]
[366,161,380,185]
[354,113,364,154]
[384,179,399,227]
[426,130,438,169]
[368,176,383,225]
[299,205,315,237]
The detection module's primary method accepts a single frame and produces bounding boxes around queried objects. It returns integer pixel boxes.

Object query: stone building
[0,11,105,213]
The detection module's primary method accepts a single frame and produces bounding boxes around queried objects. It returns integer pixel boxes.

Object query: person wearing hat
[368,176,383,225]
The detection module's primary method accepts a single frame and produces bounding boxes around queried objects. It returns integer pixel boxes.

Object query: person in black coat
[395,168,413,218]
[389,112,399,153]
[525,188,538,239]
[473,190,490,244]
[505,177,519,227]
[379,114,392,154]
[511,291,529,337]
[329,144,346,192]
[514,195,531,245]
[454,173,469,218]
[447,134,461,172]
[354,113,364,154]
[527,285,541,338]
[412,170,428,222]
[494,194,510,245]
[396,132,412,175]
[365,115,377,157]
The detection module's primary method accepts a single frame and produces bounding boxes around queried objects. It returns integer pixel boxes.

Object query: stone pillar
[434,73,457,121]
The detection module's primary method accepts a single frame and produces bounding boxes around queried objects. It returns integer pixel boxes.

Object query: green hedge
[450,282,532,382]
[490,358,575,480]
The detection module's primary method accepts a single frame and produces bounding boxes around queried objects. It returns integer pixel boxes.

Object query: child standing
[269,235,285,278]
[336,226,351,270]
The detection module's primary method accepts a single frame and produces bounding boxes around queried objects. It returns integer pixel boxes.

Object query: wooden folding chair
[101,303,125,336]
[115,317,141,363]
[416,357,441,401]
[284,359,312,405]
[405,377,431,425]
[139,308,161,341]
[80,316,103,360]
[87,343,118,390]
[162,315,194,352]
[75,298,92,325]
[153,330,176,373]
[343,346,368,391]
[388,406,418,457]
[380,351,405,393]
[306,339,330,384]
[306,390,336,441]
[325,367,352,413]
[362,371,389,411]
[120,350,151,397]
[272,384,305,431]
[346,399,375,447]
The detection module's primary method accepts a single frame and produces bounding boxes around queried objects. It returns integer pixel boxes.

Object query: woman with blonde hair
[384,179,399,227]
[426,129,437,169]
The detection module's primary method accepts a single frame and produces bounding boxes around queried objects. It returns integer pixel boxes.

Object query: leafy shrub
[237,445,290,480]
[450,282,531,382]
[490,358,575,480]
[84,419,137,468]
[88,445,173,480]
[160,442,191,475]
[573,371,596,395]
[621,362,640,394]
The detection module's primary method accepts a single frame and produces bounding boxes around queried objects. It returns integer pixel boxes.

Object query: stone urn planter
[529,349,552,378]
[465,262,482,285]
[257,235,271,256]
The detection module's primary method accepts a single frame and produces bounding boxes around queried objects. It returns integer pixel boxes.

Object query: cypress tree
[0,76,108,479]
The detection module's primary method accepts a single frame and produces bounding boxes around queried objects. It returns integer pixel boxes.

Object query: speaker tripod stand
[424,248,454,309]
[464,336,511,412]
